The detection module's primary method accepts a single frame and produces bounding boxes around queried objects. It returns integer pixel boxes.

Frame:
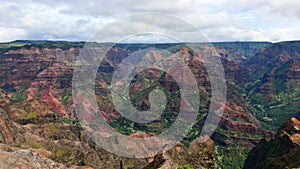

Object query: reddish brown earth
[0,88,218,168]
[0,45,274,147]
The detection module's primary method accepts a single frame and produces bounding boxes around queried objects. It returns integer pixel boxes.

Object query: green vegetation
[244,121,300,168]
[2,84,16,92]
[27,111,37,119]
[62,95,69,104]
[49,123,61,134]
[61,117,82,126]
[0,40,86,56]
[0,41,299,168]
[25,136,44,149]
[0,41,27,55]
[16,108,38,120]
[167,43,195,56]
[61,88,71,105]
[216,145,251,169]
[176,165,194,169]
[53,145,81,165]
[12,89,25,101]
[30,41,85,50]
[55,149,65,158]
[217,128,263,140]
[247,80,300,130]
[109,117,137,135]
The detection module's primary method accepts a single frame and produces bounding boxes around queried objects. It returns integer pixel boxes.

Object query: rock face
[0,89,216,168]
[245,41,300,130]
[0,145,70,169]
[0,42,273,147]
[142,136,216,169]
[165,136,216,169]
[247,41,300,79]
[213,99,275,147]
[243,117,300,169]
[213,42,270,63]
[0,41,288,168]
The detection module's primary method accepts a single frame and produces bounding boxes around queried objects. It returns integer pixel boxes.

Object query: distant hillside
[213,41,270,63]
[244,41,300,130]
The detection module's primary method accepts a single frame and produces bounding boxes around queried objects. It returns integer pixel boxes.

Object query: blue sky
[0,0,299,42]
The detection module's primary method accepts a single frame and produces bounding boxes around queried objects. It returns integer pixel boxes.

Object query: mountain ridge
[0,40,299,168]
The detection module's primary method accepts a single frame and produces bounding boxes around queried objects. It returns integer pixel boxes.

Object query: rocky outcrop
[164,136,216,169]
[213,98,275,147]
[0,89,217,168]
[221,58,251,86]
[243,117,300,169]
[0,46,77,118]
[0,144,70,169]
[143,136,216,169]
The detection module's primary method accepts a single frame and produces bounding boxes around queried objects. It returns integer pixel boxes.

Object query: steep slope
[245,41,300,130]
[0,42,273,142]
[0,41,276,169]
[213,41,270,63]
[244,117,300,169]
[0,89,217,168]
[0,145,72,169]
[96,43,275,169]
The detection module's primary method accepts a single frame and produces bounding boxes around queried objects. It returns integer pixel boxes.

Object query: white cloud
[0,0,299,42]
[0,27,26,42]
[59,0,197,16]
[266,28,300,42]
[226,0,300,19]
[201,26,268,42]
[184,10,230,29]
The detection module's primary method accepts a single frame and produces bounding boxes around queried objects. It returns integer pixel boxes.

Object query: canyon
[0,40,299,168]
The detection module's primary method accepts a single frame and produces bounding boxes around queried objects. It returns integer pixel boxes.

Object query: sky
[1,0,300,42]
